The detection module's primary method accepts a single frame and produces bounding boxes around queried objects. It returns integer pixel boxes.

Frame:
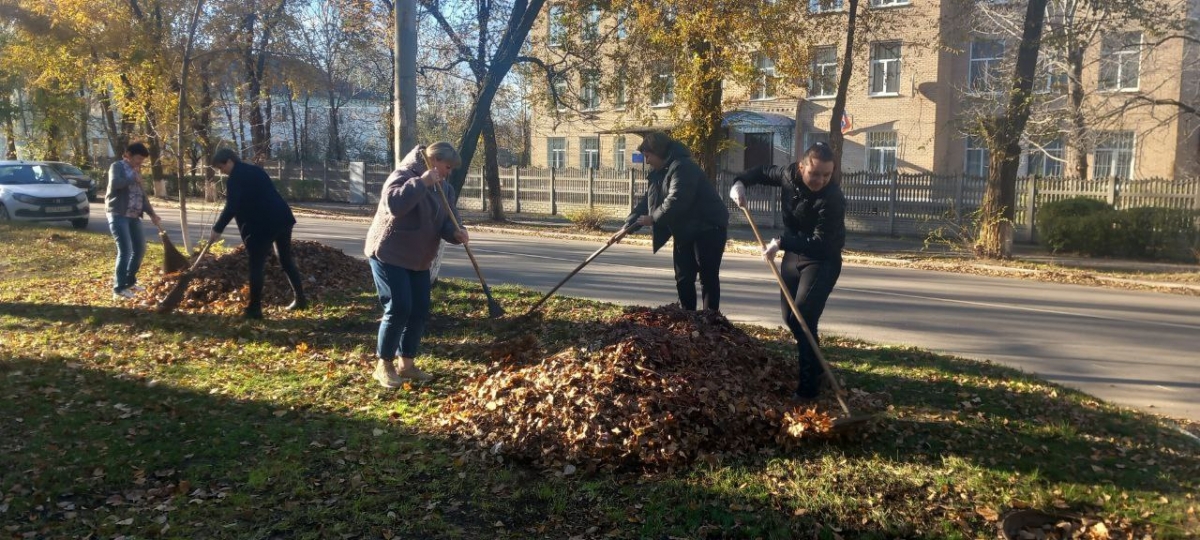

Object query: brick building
[529,0,1200,180]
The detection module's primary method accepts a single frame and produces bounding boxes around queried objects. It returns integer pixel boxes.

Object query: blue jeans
[108,215,147,293]
[369,257,432,360]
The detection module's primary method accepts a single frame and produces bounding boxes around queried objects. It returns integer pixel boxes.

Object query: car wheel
[71,217,89,229]
[0,203,9,221]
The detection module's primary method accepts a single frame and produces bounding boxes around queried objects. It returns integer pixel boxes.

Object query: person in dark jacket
[207,148,306,319]
[613,131,730,311]
[364,142,467,387]
[730,142,845,401]
[106,142,163,300]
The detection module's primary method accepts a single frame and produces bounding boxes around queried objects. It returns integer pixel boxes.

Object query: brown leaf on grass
[975,506,999,521]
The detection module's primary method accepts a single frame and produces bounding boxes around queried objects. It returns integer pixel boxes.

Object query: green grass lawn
[1,222,1197,539]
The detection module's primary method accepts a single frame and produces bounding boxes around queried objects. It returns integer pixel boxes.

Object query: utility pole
[395,0,418,167]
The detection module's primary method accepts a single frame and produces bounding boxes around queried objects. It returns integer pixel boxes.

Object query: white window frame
[582,5,602,41]
[1098,32,1141,92]
[866,131,898,172]
[810,46,838,99]
[752,54,778,101]
[613,78,626,110]
[869,42,902,96]
[1034,55,1067,94]
[1025,139,1064,177]
[870,0,910,7]
[580,71,601,111]
[614,136,627,172]
[580,137,601,170]
[964,135,989,178]
[548,5,566,47]
[968,39,1005,94]
[548,137,568,169]
[1093,132,1135,179]
[809,0,844,13]
[651,67,675,107]
[552,75,569,112]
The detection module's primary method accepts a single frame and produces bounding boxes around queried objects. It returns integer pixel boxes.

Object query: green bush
[564,207,611,231]
[1037,197,1114,254]
[1038,197,1199,262]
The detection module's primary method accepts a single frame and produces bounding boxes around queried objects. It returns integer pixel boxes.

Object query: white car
[0,161,90,229]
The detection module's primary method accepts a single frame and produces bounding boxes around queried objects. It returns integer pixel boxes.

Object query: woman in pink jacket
[363,142,468,387]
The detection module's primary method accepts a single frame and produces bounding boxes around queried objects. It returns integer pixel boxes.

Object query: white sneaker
[128,284,146,293]
[112,289,135,300]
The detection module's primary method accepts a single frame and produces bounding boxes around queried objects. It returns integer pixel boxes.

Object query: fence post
[954,173,965,228]
[888,172,899,236]
[550,168,558,215]
[479,172,486,213]
[1107,176,1118,206]
[628,169,636,211]
[322,161,330,201]
[514,166,521,214]
[1026,176,1038,243]
[588,167,595,208]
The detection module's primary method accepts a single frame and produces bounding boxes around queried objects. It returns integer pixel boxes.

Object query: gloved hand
[762,238,781,261]
[729,181,747,208]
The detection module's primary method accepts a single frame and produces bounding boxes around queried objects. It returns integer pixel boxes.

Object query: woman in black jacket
[207,148,306,320]
[614,131,729,311]
[730,142,845,401]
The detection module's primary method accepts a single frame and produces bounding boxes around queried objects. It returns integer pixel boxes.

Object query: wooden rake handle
[739,205,853,417]
[525,225,632,316]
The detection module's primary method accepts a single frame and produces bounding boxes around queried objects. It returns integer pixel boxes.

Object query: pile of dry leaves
[437,305,879,472]
[147,241,371,313]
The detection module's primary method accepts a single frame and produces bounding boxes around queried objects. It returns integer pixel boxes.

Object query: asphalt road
[89,206,1200,421]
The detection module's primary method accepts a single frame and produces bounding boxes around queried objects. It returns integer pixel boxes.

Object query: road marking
[839,286,1200,332]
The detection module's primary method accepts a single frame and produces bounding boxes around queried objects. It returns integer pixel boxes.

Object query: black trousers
[672,227,727,311]
[779,254,842,398]
[244,225,304,310]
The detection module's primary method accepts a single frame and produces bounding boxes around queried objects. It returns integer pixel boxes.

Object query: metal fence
[101,157,1200,242]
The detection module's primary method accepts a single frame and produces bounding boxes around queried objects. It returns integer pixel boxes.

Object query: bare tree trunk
[449,0,548,192]
[1068,46,1088,179]
[45,121,60,161]
[76,86,91,163]
[483,113,504,221]
[327,90,344,161]
[286,86,300,161]
[395,0,418,166]
[828,0,859,183]
[977,0,1050,259]
[687,40,724,181]
[3,115,16,159]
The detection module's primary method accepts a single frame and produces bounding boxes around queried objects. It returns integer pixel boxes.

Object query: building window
[809,0,844,12]
[552,75,568,112]
[752,54,778,100]
[968,39,1005,93]
[616,10,627,40]
[548,5,566,47]
[1093,131,1134,179]
[580,71,601,111]
[580,137,600,170]
[614,136,626,171]
[869,42,902,96]
[1035,56,1068,94]
[805,131,830,151]
[965,135,989,178]
[651,66,675,107]
[613,77,626,109]
[810,46,838,99]
[1025,139,1064,177]
[867,131,898,172]
[870,0,910,6]
[1099,32,1141,91]
[548,137,567,169]
[582,5,602,41]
